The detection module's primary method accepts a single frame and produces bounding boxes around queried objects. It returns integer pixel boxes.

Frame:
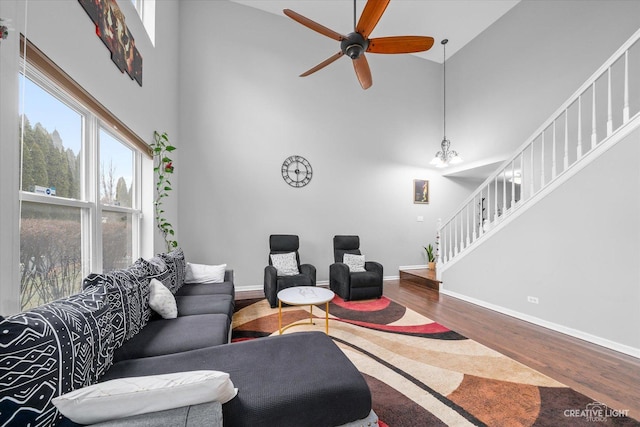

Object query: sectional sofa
[0,249,377,427]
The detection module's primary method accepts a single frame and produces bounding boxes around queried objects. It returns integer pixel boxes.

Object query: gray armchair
[330,235,383,301]
[264,235,316,308]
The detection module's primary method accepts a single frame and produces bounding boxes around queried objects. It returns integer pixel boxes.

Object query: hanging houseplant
[151,131,178,251]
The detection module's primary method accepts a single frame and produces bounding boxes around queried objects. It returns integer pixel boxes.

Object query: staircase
[437,28,640,272]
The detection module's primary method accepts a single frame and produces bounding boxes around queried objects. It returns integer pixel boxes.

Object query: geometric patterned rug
[232,296,640,427]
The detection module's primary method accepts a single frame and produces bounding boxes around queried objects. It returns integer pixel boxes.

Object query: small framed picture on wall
[413,179,429,204]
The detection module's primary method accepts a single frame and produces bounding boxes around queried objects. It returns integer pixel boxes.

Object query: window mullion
[86,115,101,274]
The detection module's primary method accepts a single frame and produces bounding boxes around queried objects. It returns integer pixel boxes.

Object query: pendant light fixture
[431,39,462,168]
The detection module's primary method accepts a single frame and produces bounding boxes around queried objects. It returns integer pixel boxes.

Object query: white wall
[177,1,477,289]
[447,0,640,164]
[0,0,180,314]
[442,127,640,353]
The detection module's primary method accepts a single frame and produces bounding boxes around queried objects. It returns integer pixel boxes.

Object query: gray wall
[442,127,640,352]
[177,1,478,289]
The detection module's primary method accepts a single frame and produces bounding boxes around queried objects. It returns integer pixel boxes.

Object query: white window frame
[19,63,143,287]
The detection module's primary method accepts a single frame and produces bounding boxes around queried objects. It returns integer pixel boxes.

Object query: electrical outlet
[527,296,539,304]
[417,216,424,222]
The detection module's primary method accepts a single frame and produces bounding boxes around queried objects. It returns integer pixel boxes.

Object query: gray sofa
[0,249,375,427]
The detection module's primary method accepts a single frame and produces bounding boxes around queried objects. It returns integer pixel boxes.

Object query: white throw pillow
[52,370,238,425]
[270,252,300,276]
[343,253,366,272]
[149,278,178,319]
[185,263,227,283]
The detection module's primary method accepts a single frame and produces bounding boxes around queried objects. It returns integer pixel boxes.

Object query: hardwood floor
[382,279,640,420]
[238,278,640,419]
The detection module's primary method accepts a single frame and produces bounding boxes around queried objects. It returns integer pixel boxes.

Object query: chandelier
[430,39,462,168]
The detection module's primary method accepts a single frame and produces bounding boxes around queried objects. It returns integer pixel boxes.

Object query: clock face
[281,155,312,188]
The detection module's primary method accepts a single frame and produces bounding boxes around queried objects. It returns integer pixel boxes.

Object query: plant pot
[428,262,436,270]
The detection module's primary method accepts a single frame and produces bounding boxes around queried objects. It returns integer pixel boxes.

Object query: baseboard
[441,288,640,359]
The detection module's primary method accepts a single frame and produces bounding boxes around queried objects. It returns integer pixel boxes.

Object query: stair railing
[438,28,640,268]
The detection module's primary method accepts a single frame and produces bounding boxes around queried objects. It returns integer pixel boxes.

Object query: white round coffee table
[277,286,335,335]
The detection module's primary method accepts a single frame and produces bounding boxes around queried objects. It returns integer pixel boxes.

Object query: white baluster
[624,50,630,123]
[510,161,515,208]
[591,82,597,149]
[436,218,443,265]
[607,67,613,136]
[472,196,477,241]
[564,111,569,170]
[577,95,583,159]
[502,169,507,215]
[541,131,545,187]
[519,151,524,204]
[466,203,470,247]
[551,121,557,179]
[480,190,486,235]
[453,216,459,256]
[529,143,535,197]
[493,176,498,222]
[448,221,452,261]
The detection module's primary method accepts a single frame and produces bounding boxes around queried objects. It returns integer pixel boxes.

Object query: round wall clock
[281,155,313,188]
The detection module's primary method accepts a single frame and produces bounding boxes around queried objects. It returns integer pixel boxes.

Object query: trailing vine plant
[151,131,178,251]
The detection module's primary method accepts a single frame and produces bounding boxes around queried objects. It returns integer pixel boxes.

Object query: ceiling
[229,0,520,63]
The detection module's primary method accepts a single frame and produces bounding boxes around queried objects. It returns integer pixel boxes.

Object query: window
[18,42,147,311]
[130,0,156,46]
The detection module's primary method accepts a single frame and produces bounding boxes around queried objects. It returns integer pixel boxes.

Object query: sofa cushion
[175,294,234,319]
[101,332,372,427]
[53,371,237,425]
[175,281,234,298]
[0,284,113,427]
[350,271,380,288]
[112,314,230,363]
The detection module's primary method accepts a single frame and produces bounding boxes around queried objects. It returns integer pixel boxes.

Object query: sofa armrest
[88,401,222,427]
[224,269,234,283]
[330,262,351,300]
[264,265,278,308]
[364,261,383,278]
[299,263,316,285]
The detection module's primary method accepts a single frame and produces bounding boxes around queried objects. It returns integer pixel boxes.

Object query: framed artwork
[413,179,429,204]
[78,0,143,86]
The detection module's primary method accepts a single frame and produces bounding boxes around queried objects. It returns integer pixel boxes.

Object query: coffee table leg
[279,299,282,335]
[309,304,313,325]
[325,301,329,334]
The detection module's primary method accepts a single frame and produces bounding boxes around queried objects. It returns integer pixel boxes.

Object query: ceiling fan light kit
[283,0,434,90]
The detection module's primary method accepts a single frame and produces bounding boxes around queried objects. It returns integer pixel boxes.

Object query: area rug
[231,297,639,427]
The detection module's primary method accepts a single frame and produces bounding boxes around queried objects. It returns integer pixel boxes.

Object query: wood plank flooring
[238,278,640,419]
[382,279,640,420]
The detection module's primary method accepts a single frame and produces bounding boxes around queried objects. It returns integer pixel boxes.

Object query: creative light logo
[564,402,629,422]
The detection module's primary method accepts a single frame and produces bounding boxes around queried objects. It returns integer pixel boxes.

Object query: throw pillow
[270,252,300,276]
[149,279,178,319]
[0,285,113,427]
[52,370,238,425]
[185,263,227,284]
[343,253,366,272]
[156,248,187,294]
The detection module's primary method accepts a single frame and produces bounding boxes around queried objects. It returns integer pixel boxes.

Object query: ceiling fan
[283,0,435,90]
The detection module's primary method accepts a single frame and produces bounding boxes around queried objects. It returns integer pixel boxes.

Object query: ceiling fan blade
[300,51,344,77]
[283,9,345,41]
[356,0,390,38]
[367,36,435,54]
[353,54,373,90]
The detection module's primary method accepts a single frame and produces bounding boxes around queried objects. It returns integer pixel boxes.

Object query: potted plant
[424,244,436,270]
